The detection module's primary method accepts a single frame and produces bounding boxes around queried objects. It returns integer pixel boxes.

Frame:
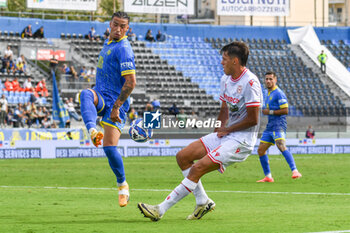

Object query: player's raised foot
[118,183,130,207]
[138,203,162,221]
[186,198,216,220]
[256,177,274,183]
[292,170,302,179]
[90,130,104,147]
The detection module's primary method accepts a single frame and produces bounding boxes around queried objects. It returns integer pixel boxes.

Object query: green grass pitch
[0,154,350,233]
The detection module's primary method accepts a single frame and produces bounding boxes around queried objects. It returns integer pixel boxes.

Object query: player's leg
[138,155,219,221]
[176,140,210,206]
[103,125,129,207]
[275,139,302,179]
[257,142,274,182]
[79,88,104,147]
[257,131,274,182]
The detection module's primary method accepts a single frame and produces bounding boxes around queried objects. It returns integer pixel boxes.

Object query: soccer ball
[129,118,153,143]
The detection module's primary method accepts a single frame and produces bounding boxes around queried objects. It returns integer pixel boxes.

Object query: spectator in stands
[0,94,8,128]
[49,55,59,74]
[37,106,46,124]
[168,103,179,116]
[145,102,153,112]
[4,46,13,60]
[12,77,23,92]
[65,131,73,140]
[305,125,315,139]
[23,78,33,92]
[13,104,26,128]
[21,24,33,38]
[17,55,27,74]
[70,65,79,86]
[3,60,14,73]
[62,63,71,75]
[29,87,38,103]
[7,109,14,127]
[41,116,51,128]
[16,60,25,74]
[151,99,161,110]
[176,109,187,129]
[36,79,48,97]
[156,30,166,42]
[127,28,136,42]
[86,67,96,82]
[318,50,327,74]
[66,97,82,121]
[145,29,155,42]
[104,28,110,40]
[88,27,99,41]
[79,66,88,81]
[128,108,138,124]
[27,102,38,128]
[3,78,13,91]
[33,26,44,39]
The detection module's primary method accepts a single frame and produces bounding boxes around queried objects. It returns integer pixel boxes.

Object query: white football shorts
[200,132,253,173]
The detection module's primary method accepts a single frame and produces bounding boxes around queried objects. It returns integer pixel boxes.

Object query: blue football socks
[259,154,271,176]
[80,89,97,131]
[282,150,297,171]
[103,146,126,184]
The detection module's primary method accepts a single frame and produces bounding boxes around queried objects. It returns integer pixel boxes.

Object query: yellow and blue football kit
[260,86,288,145]
[94,36,136,132]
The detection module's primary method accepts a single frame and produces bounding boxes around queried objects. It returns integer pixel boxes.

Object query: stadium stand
[56,32,350,119]
[1,16,349,123]
[321,39,350,70]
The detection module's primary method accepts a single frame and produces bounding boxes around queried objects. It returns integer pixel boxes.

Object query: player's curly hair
[220,41,249,66]
[112,11,130,23]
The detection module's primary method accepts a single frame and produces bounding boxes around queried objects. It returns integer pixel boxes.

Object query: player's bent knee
[257,148,266,156]
[80,89,94,101]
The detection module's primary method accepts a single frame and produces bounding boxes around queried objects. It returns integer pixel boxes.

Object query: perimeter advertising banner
[124,0,195,15]
[217,0,290,16]
[27,0,97,11]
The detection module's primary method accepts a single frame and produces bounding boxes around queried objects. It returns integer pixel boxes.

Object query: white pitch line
[1,185,350,196]
[308,231,350,233]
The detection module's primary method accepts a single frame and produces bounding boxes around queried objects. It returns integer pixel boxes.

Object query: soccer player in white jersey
[138,42,263,221]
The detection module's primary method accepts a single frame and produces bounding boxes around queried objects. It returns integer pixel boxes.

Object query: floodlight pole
[314,0,317,27]
[322,0,325,27]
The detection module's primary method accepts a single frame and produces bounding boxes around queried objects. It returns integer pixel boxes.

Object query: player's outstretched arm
[263,107,288,116]
[111,74,136,122]
[214,101,228,132]
[217,106,259,138]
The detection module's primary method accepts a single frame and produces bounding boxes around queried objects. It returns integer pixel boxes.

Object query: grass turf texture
[0,154,350,233]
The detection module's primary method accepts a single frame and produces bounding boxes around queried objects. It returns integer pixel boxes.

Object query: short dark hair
[265,71,277,78]
[220,41,249,66]
[112,11,130,23]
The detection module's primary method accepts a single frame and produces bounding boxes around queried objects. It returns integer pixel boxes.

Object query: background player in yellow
[257,71,302,182]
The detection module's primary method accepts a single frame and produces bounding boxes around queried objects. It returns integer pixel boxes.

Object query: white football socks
[117,181,128,187]
[266,173,272,178]
[182,167,209,205]
[158,178,197,216]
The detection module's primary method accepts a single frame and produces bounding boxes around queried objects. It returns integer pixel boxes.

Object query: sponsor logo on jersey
[121,61,134,69]
[249,79,254,86]
[223,93,240,104]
